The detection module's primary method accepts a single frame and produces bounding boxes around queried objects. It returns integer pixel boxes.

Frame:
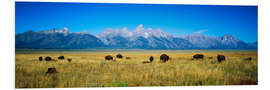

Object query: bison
[39,56,43,61]
[193,54,204,59]
[126,57,131,60]
[217,55,226,62]
[67,58,72,62]
[116,54,123,59]
[58,56,65,60]
[46,68,57,74]
[160,54,169,62]
[105,55,113,60]
[149,56,154,62]
[142,61,151,64]
[45,56,52,61]
[244,57,252,61]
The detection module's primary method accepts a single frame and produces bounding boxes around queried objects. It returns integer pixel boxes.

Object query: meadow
[15,49,258,88]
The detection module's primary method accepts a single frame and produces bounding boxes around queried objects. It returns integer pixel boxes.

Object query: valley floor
[15,50,258,88]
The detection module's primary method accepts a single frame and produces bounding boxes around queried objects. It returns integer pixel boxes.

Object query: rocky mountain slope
[15,25,257,49]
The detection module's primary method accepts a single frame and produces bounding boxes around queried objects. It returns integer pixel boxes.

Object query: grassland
[15,49,258,88]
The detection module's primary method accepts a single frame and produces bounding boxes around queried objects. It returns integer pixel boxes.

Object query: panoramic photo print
[15,2,258,88]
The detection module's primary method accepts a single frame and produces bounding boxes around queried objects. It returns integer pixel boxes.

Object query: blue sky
[15,2,257,42]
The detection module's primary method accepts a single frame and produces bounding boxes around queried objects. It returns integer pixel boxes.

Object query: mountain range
[15,25,257,49]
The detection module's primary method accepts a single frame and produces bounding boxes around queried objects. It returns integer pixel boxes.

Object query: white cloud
[194,29,208,34]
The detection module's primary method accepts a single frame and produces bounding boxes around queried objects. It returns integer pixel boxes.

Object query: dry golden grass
[15,50,257,88]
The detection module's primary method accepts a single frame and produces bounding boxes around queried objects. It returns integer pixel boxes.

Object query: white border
[2,0,269,90]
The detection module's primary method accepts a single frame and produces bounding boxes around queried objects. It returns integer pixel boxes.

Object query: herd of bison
[36,53,254,74]
[105,54,227,63]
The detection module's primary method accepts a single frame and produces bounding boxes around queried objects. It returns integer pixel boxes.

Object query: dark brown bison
[208,57,213,59]
[193,54,204,59]
[160,54,169,62]
[126,57,131,60]
[244,57,252,61]
[46,68,57,74]
[45,56,52,61]
[39,56,43,61]
[149,56,154,62]
[142,61,151,64]
[105,55,113,60]
[116,54,123,59]
[58,56,65,60]
[217,55,226,62]
[67,58,72,62]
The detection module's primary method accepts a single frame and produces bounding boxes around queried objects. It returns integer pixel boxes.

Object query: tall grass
[15,50,257,88]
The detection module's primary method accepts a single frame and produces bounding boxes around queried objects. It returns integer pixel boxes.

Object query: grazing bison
[142,61,151,64]
[160,54,169,62]
[105,55,113,60]
[208,57,213,59]
[217,55,226,62]
[193,54,204,59]
[46,68,57,74]
[58,56,65,60]
[149,56,154,62]
[45,56,52,61]
[116,54,123,59]
[39,56,43,61]
[126,57,131,60]
[67,58,72,62]
[244,57,252,61]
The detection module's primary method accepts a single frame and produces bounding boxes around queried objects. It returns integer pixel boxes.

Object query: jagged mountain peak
[95,24,176,47]
[135,24,144,31]
[180,34,239,40]
[61,27,69,32]
[35,27,94,35]
[97,24,172,38]
[179,34,214,39]
[38,27,70,34]
[74,30,90,34]
[220,34,239,41]
[97,24,173,39]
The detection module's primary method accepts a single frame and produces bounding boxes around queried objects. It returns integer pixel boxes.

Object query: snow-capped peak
[75,30,90,34]
[38,27,70,34]
[96,24,174,41]
[135,24,144,31]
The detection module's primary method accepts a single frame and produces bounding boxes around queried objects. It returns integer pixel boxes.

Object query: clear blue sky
[15,2,257,42]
